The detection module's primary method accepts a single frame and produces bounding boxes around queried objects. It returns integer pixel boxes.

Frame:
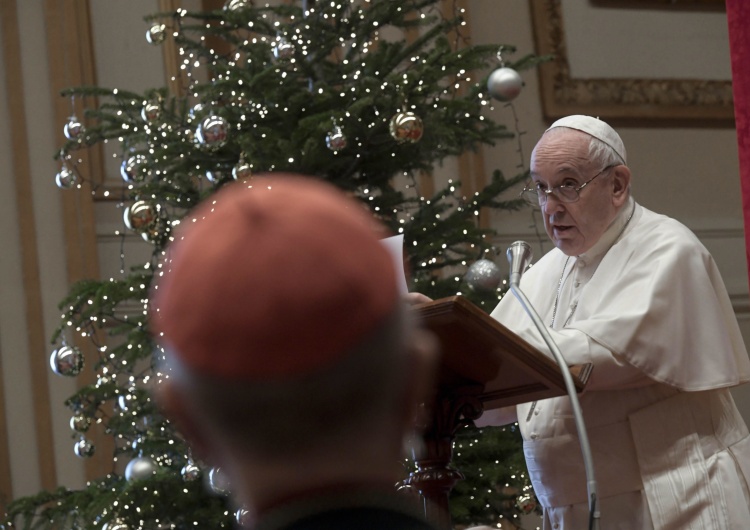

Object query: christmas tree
[3,1,543,529]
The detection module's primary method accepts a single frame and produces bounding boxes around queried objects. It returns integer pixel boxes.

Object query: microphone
[506,241,532,286]
[504,241,600,529]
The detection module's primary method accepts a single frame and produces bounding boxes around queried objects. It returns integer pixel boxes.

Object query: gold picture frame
[528,0,734,126]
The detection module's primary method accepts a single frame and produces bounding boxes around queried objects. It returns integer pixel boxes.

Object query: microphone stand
[506,242,600,530]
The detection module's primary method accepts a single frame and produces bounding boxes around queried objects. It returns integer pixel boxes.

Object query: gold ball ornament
[146,24,166,45]
[487,67,523,102]
[123,201,158,233]
[389,111,424,144]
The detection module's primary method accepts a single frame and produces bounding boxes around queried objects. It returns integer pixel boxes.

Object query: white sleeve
[511,324,653,392]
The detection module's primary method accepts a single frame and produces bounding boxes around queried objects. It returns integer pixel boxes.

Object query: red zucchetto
[150,174,399,380]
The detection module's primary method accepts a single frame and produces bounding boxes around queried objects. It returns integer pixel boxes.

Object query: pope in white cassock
[470,115,750,529]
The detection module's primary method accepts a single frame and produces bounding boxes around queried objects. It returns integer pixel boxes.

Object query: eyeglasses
[521,165,617,206]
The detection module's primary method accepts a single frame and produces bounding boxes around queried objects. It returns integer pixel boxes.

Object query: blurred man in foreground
[151,175,439,530]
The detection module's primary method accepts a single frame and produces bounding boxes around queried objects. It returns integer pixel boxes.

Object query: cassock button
[534,408,540,415]
[530,432,538,440]
[574,281,580,288]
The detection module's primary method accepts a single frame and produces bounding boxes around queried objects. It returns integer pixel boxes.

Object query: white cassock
[489,197,750,529]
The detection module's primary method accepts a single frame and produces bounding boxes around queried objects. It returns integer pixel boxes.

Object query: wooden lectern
[401,296,592,529]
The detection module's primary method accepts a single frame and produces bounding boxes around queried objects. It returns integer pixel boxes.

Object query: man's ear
[154,379,213,464]
[611,164,631,206]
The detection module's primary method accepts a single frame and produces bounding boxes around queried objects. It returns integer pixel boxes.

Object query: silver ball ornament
[123,200,158,233]
[224,0,252,10]
[74,437,95,458]
[64,115,85,140]
[389,111,424,143]
[70,412,92,433]
[117,392,137,412]
[273,37,295,61]
[326,126,347,152]
[120,154,148,183]
[181,461,201,482]
[464,259,502,292]
[516,493,538,515]
[140,216,171,245]
[55,165,80,189]
[205,167,232,184]
[188,103,206,123]
[124,456,158,481]
[232,158,253,181]
[487,67,523,102]
[141,101,162,123]
[146,24,166,45]
[235,508,251,527]
[196,115,229,149]
[50,345,84,376]
[207,466,231,495]
[102,518,129,530]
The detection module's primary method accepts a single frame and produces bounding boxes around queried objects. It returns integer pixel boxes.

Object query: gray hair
[587,135,626,168]
[161,302,416,457]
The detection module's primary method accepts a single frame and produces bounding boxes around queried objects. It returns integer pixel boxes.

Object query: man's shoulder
[634,205,706,253]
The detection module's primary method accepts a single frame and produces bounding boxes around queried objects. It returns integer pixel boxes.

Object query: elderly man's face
[530,130,625,256]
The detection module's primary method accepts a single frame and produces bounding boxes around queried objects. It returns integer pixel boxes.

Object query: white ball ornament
[487,67,523,102]
[125,456,158,481]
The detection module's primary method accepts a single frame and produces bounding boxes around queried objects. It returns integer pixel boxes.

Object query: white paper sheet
[380,234,408,294]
